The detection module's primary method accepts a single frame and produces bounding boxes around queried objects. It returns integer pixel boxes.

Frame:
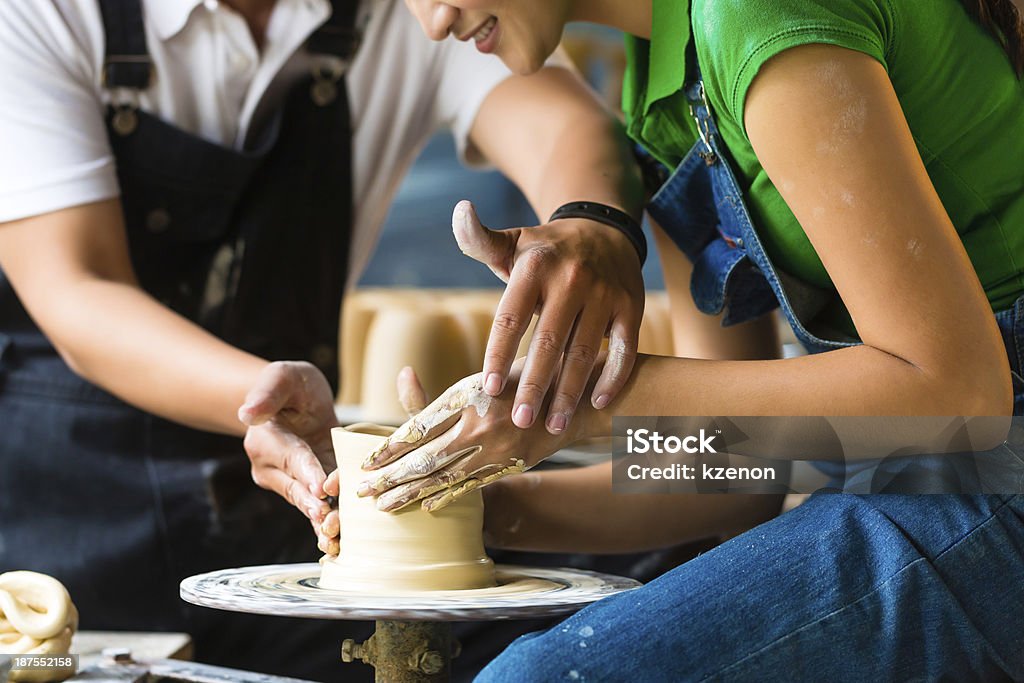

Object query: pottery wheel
[180,563,641,622]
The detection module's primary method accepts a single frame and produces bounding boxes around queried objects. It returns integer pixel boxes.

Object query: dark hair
[959,0,1024,77]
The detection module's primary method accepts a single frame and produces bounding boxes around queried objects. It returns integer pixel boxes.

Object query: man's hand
[452,200,643,436]
[355,358,598,513]
[238,361,339,553]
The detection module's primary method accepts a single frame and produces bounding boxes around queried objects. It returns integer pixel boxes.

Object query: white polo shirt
[0,0,514,283]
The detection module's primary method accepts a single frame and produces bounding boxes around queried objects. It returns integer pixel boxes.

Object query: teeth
[474,17,496,42]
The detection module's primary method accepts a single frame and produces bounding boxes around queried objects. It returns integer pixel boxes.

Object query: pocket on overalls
[689,235,780,325]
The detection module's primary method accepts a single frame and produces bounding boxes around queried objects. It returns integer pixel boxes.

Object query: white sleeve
[430,39,515,165]
[0,2,118,223]
[431,42,575,166]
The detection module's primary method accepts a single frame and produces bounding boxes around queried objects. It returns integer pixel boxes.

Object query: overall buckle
[687,82,718,166]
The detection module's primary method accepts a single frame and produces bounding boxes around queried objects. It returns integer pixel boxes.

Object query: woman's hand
[238,361,339,553]
[451,201,643,436]
[354,358,598,513]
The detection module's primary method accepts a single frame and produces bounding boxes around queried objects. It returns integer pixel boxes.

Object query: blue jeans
[477,493,1024,682]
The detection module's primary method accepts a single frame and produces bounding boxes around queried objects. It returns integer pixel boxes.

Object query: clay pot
[319,425,495,592]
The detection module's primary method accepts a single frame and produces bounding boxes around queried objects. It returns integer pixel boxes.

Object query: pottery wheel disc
[181,564,641,622]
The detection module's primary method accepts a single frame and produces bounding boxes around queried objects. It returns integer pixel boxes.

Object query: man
[0,0,643,679]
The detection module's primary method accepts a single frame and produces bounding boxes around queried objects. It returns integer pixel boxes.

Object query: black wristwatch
[549,201,647,265]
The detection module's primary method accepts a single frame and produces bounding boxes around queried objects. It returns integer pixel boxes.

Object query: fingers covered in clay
[361,373,486,469]
[356,425,466,496]
[452,200,517,283]
[315,510,340,556]
[323,469,340,497]
[363,357,576,513]
[420,459,528,512]
[373,448,482,511]
[373,448,527,513]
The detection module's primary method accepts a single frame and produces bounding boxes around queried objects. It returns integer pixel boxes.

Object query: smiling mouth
[459,16,497,42]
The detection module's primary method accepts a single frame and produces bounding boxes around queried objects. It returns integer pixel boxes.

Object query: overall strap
[97,0,152,90]
[685,80,719,167]
[307,0,362,60]
[682,36,719,167]
[305,0,364,107]
[97,0,362,88]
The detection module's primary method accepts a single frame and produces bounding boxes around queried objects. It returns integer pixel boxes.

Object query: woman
[342,0,1024,679]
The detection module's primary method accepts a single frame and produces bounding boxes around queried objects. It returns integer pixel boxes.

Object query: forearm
[484,462,783,553]
[584,348,1008,455]
[46,279,265,435]
[522,78,641,221]
[0,201,266,436]
[471,63,643,221]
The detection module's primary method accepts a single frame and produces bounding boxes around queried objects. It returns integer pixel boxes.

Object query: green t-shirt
[624,0,1024,336]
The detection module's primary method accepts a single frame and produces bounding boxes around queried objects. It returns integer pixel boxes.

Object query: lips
[473,17,499,54]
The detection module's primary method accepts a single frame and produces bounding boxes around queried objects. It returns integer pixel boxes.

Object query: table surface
[71,631,192,670]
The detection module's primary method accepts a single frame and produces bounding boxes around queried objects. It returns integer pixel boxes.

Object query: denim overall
[478,77,1024,681]
[0,1,371,679]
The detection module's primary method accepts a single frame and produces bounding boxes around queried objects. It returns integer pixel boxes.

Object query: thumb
[396,366,429,417]
[452,200,516,282]
[238,364,293,426]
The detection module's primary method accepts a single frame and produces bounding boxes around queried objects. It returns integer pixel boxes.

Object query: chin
[502,48,548,76]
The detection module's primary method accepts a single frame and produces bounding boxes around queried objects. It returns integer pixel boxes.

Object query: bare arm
[470,60,643,227]
[589,45,1011,425]
[2,200,342,544]
[483,463,783,554]
[0,199,265,435]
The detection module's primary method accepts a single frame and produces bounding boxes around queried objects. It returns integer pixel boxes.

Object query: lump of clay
[0,571,78,682]
[320,425,496,593]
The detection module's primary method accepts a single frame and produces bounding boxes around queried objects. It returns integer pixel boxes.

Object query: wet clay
[0,571,78,682]
[319,425,496,593]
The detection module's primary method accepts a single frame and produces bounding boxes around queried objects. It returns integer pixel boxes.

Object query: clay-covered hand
[451,200,642,436]
[357,358,596,512]
[238,361,339,553]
